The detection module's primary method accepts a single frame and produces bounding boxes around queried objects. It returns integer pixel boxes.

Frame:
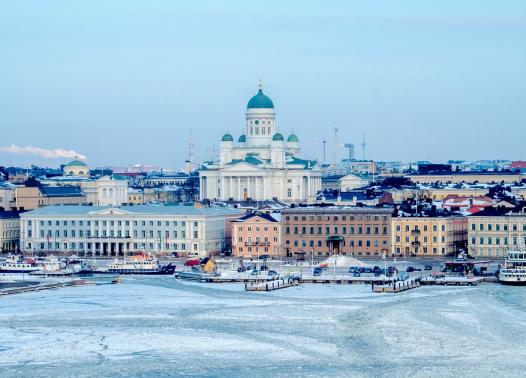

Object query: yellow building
[392,215,467,257]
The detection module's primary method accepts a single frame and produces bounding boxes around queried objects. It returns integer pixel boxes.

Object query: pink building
[232,213,281,258]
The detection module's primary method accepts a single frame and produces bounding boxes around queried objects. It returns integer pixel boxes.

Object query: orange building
[232,212,281,258]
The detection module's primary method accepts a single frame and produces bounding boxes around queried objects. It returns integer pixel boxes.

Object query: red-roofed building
[442,195,494,213]
[510,161,526,172]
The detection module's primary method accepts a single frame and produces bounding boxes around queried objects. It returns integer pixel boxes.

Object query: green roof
[222,133,234,142]
[287,134,299,143]
[226,156,267,166]
[65,160,87,167]
[247,89,274,109]
[238,134,246,142]
[287,157,318,170]
[272,133,284,141]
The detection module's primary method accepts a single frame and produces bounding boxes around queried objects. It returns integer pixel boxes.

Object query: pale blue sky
[1,0,525,168]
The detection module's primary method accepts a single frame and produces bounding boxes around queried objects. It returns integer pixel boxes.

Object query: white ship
[107,255,175,275]
[499,250,526,285]
[0,255,40,274]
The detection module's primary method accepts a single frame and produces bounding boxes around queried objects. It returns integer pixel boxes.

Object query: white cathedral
[199,83,321,202]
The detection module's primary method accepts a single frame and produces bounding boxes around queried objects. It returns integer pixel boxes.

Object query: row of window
[471,236,526,246]
[285,239,387,248]
[30,229,198,239]
[395,224,446,232]
[285,225,388,236]
[395,247,445,255]
[237,226,278,232]
[30,220,196,227]
[471,223,526,232]
[395,236,445,243]
[237,236,278,243]
[29,242,193,251]
[285,215,388,222]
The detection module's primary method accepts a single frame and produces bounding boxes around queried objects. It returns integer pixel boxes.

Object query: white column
[237,177,241,201]
[221,176,225,200]
[255,176,259,200]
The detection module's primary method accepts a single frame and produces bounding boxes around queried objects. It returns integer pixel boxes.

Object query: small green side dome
[247,89,274,109]
[272,133,284,141]
[238,134,246,142]
[287,134,299,143]
[222,133,234,142]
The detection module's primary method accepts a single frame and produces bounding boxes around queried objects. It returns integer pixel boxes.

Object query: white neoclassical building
[199,83,321,202]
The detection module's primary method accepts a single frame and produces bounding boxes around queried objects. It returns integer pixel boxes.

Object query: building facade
[391,215,467,257]
[20,205,243,258]
[281,206,392,257]
[0,211,20,253]
[14,186,87,210]
[63,160,90,177]
[199,83,321,203]
[468,204,526,258]
[231,212,281,258]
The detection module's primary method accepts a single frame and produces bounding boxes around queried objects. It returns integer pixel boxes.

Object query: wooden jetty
[0,280,88,296]
[245,278,299,292]
[372,279,419,293]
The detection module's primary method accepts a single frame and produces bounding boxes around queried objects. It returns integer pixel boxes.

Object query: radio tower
[333,127,339,165]
[361,133,366,160]
[322,139,327,163]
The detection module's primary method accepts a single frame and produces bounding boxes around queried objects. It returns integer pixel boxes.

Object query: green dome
[65,159,87,167]
[238,134,246,142]
[247,89,274,109]
[272,133,284,141]
[221,133,234,142]
[287,134,299,143]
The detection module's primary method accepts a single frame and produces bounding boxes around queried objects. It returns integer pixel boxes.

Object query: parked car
[171,252,179,258]
[237,266,246,273]
[374,269,385,277]
[424,264,433,271]
[353,272,361,277]
[313,267,323,276]
[259,255,270,261]
[406,266,415,272]
[267,270,278,277]
[184,259,200,267]
[251,269,260,276]
[372,266,382,274]
[349,266,359,273]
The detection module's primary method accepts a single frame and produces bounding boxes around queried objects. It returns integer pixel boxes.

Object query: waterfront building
[14,186,87,210]
[468,203,526,258]
[63,160,90,177]
[391,214,467,257]
[406,171,524,185]
[199,83,322,203]
[231,212,281,258]
[20,205,242,258]
[281,206,392,257]
[0,211,20,253]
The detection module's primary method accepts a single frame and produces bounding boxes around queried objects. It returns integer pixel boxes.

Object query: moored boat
[499,250,526,285]
[107,255,175,275]
[0,255,40,274]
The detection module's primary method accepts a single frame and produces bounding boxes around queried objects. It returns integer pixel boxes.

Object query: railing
[411,229,420,235]
[244,242,270,247]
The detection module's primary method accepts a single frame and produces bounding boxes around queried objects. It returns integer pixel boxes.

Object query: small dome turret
[272,133,284,141]
[287,134,299,143]
[238,134,246,143]
[222,133,234,142]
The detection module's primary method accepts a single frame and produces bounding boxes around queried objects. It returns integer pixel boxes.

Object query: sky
[1,0,525,169]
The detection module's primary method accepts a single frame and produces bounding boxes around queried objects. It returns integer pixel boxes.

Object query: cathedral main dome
[247,88,274,109]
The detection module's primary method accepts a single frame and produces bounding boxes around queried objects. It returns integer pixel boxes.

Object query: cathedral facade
[199,84,321,202]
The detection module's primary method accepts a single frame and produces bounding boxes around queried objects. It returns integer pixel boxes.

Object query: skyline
[2,0,525,168]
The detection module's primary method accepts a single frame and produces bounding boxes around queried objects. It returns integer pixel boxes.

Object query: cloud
[0,144,87,160]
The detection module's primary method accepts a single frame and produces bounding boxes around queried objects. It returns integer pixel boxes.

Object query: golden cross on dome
[258,79,263,90]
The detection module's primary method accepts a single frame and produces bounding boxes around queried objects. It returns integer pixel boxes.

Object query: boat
[0,255,40,274]
[499,250,526,285]
[30,256,75,277]
[174,266,218,282]
[107,255,175,275]
[111,276,121,284]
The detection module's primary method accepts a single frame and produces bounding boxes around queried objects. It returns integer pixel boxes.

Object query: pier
[0,280,89,296]
[372,279,419,293]
[245,278,299,291]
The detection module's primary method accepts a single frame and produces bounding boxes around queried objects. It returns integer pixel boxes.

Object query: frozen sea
[1,277,525,378]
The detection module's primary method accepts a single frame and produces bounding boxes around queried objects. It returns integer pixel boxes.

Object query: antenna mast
[361,133,366,160]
